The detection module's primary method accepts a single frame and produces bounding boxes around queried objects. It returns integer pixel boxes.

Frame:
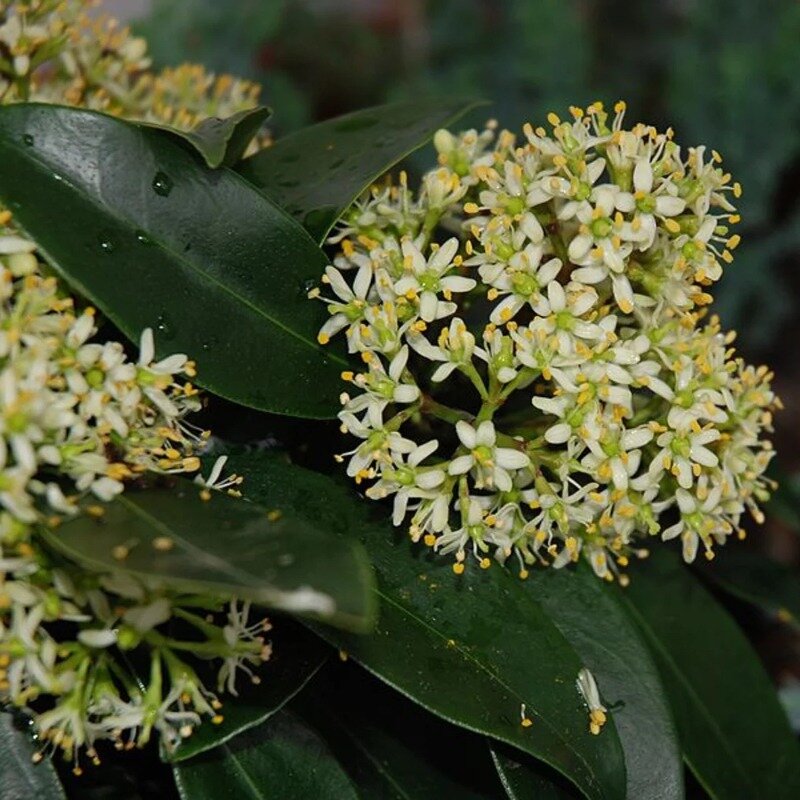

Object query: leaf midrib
[0,126,347,367]
[373,588,604,800]
[617,592,757,799]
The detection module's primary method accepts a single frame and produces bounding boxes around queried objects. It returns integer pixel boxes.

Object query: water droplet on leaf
[152,171,173,196]
[135,231,151,245]
[155,313,175,340]
[22,134,34,146]
[97,232,116,253]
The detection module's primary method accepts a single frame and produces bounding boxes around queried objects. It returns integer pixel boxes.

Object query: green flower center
[512,272,538,297]
[473,445,493,464]
[590,217,613,238]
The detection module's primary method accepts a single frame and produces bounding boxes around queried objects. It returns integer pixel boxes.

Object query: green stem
[421,394,472,424]
[459,362,489,401]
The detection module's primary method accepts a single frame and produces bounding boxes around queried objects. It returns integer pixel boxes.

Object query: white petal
[493,467,512,492]
[325,266,354,302]
[417,469,445,489]
[389,346,409,380]
[690,445,718,468]
[448,455,474,475]
[78,629,118,648]
[410,439,439,466]
[495,448,530,470]
[353,261,373,299]
[139,328,155,365]
[441,275,476,293]
[431,362,458,382]
[420,291,439,323]
[545,422,572,444]
[633,159,653,193]
[393,384,420,404]
[476,420,496,447]
[655,195,685,217]
[431,237,460,272]
[621,427,653,450]
[455,421,477,449]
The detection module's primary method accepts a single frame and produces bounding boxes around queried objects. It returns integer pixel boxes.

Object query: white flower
[650,421,720,489]
[576,667,607,735]
[367,439,446,524]
[315,261,373,345]
[448,421,530,492]
[661,484,728,562]
[408,317,477,383]
[395,238,475,322]
[343,347,419,415]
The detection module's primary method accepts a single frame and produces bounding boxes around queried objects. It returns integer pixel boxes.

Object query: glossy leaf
[42,482,376,633]
[491,744,580,800]
[224,450,627,800]
[238,98,481,241]
[173,710,359,800]
[169,624,329,762]
[696,548,800,626]
[0,103,344,418]
[619,548,800,800]
[528,566,683,800]
[296,663,505,799]
[0,711,66,800]
[146,106,271,168]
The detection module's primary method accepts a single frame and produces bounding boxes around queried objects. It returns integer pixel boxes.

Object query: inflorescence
[0,0,271,771]
[314,101,779,582]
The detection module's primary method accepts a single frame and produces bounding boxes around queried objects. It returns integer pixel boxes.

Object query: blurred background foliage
[132,0,800,690]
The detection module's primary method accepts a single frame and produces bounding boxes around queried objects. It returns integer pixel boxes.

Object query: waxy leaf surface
[0,103,343,418]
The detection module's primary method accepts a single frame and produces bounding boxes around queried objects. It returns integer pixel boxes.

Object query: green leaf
[237,98,482,242]
[491,744,580,800]
[42,482,376,632]
[528,566,684,800]
[145,106,271,168]
[169,623,329,762]
[696,548,800,626]
[223,450,627,800]
[173,710,359,800]
[0,102,344,418]
[619,548,800,800]
[295,663,505,799]
[0,711,66,800]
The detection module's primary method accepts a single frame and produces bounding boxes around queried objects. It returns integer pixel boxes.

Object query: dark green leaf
[491,744,580,800]
[225,450,627,800]
[295,663,505,800]
[169,624,329,762]
[237,99,482,242]
[42,482,376,632]
[0,103,344,418]
[696,548,800,626]
[528,566,683,800]
[145,106,271,168]
[173,710,359,800]
[0,711,65,800]
[619,548,800,800]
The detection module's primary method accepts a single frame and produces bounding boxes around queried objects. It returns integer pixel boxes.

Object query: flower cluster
[0,243,270,769]
[0,0,273,771]
[0,0,264,141]
[315,101,779,582]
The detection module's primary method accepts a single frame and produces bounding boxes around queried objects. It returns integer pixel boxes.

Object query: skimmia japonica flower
[0,0,272,771]
[0,242,267,770]
[314,101,779,583]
